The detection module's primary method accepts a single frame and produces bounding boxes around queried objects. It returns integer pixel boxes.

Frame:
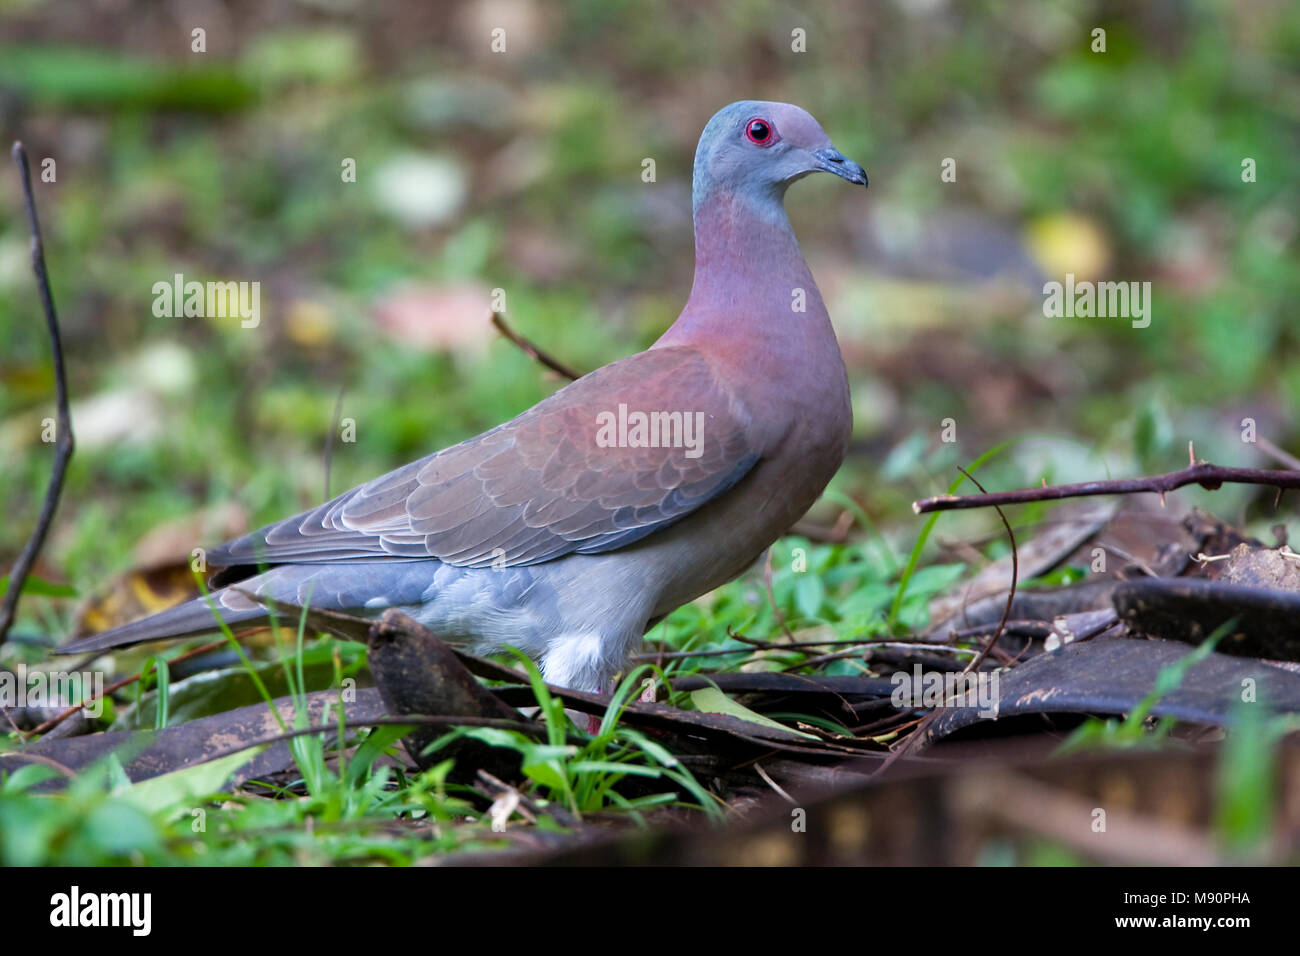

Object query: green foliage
[0,46,257,110]
[134,657,171,730]
[431,654,723,822]
[1058,626,1227,753]
[0,575,77,600]
[0,761,168,865]
[2,0,1295,865]
[888,443,1008,631]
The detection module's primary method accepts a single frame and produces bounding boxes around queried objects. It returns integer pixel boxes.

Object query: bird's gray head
[692,100,867,216]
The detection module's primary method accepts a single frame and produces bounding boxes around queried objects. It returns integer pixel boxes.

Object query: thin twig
[27,637,229,737]
[753,762,796,804]
[784,641,976,672]
[0,143,74,646]
[633,636,961,663]
[0,749,77,779]
[4,713,571,787]
[763,549,797,643]
[957,467,1017,675]
[946,619,1052,640]
[1258,436,1300,471]
[323,386,345,502]
[476,768,579,827]
[913,456,1300,515]
[876,467,1019,773]
[490,311,582,381]
[159,714,567,770]
[0,703,31,741]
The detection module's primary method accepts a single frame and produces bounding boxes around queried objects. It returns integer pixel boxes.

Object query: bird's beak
[813,147,868,187]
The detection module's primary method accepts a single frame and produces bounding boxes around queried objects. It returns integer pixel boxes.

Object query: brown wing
[206,347,761,570]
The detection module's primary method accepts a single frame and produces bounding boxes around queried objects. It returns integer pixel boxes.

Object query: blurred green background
[1,0,1297,615]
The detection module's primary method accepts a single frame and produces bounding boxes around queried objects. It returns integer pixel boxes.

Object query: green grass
[0,518,978,864]
[2,0,1298,865]
[1058,626,1228,753]
[1056,624,1299,861]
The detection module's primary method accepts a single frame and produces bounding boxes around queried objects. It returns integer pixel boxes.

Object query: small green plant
[888,443,1010,631]
[1058,625,1228,752]
[431,653,723,823]
[1214,703,1300,858]
[134,656,171,730]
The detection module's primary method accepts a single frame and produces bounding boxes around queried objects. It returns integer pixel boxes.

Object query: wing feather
[205,347,761,570]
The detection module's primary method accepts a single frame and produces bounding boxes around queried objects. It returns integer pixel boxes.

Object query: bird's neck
[658,189,828,350]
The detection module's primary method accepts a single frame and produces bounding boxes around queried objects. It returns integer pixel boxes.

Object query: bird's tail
[55,561,441,657]
[55,590,267,656]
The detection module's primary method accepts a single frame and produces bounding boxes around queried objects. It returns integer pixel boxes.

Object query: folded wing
[207,347,761,572]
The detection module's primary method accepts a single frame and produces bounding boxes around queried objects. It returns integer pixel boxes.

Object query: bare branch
[490,311,582,382]
[0,142,74,645]
[913,461,1300,515]
[27,637,230,737]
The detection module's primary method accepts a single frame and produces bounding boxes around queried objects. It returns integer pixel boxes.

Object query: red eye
[745,118,775,146]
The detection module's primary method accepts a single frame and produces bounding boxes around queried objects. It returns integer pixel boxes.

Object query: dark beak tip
[812,148,867,188]
[816,148,868,187]
[843,165,869,188]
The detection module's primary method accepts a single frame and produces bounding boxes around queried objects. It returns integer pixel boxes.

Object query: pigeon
[59,101,868,696]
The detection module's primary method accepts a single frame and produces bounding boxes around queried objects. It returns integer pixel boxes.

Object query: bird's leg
[583,683,610,735]
[542,633,615,734]
[581,680,614,736]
